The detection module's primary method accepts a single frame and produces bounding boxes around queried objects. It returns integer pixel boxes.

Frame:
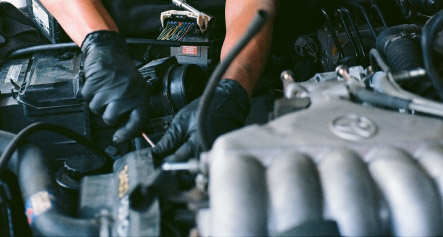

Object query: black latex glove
[151,79,250,163]
[81,30,149,143]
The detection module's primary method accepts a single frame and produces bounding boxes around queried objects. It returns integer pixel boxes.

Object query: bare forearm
[222,0,277,97]
[40,0,118,45]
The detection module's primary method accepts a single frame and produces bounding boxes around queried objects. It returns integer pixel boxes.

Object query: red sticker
[182,46,198,56]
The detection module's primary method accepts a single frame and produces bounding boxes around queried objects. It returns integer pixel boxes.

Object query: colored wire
[158,21,196,41]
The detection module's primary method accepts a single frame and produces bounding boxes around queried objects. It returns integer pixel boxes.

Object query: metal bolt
[172,0,202,15]
[336,65,352,81]
[162,159,200,172]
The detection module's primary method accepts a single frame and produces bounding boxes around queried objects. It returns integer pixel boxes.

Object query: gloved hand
[152,79,250,162]
[81,30,149,143]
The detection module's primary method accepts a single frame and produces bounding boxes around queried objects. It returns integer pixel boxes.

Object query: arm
[40,0,148,144]
[39,0,118,45]
[222,0,277,96]
[152,1,278,161]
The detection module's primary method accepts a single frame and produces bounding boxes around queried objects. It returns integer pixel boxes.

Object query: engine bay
[0,0,442,236]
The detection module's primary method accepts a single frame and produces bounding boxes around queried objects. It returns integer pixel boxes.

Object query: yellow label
[118,165,129,198]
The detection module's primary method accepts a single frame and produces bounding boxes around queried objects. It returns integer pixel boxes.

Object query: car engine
[0,0,442,236]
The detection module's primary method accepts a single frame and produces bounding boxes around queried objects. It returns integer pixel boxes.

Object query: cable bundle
[157,21,195,41]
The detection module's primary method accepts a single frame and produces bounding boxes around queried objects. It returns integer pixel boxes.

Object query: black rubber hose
[9,42,78,57]
[0,122,110,173]
[17,143,99,236]
[376,24,423,73]
[409,0,443,15]
[351,87,412,110]
[0,130,100,236]
[422,10,443,100]
[376,24,438,99]
[197,10,269,151]
[8,38,216,58]
[369,48,390,72]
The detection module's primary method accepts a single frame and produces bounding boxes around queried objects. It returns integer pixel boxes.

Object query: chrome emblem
[330,114,378,140]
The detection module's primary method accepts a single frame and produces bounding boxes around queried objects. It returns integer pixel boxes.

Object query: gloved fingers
[173,140,197,162]
[80,85,95,102]
[151,120,186,159]
[88,93,110,115]
[80,70,108,102]
[102,101,128,125]
[163,154,179,163]
[112,106,145,144]
[160,133,200,164]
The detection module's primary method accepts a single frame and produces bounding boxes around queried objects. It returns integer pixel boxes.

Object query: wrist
[81,30,126,54]
[222,65,256,97]
[217,79,251,110]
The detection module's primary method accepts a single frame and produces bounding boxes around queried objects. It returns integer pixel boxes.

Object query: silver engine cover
[201,81,443,236]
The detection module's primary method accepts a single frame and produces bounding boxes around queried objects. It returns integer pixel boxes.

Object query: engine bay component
[157,1,220,69]
[0,51,206,153]
[159,0,212,40]
[317,4,385,72]
[1,1,443,236]
[0,51,89,155]
[397,0,443,18]
[201,80,443,236]
[139,56,206,118]
[55,153,110,190]
[170,0,212,32]
[79,149,160,236]
[159,10,211,39]
[17,51,84,118]
[421,10,443,100]
[164,16,220,69]
[25,0,68,43]
[0,130,101,236]
[376,24,438,99]
[0,127,159,236]
[0,57,29,95]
